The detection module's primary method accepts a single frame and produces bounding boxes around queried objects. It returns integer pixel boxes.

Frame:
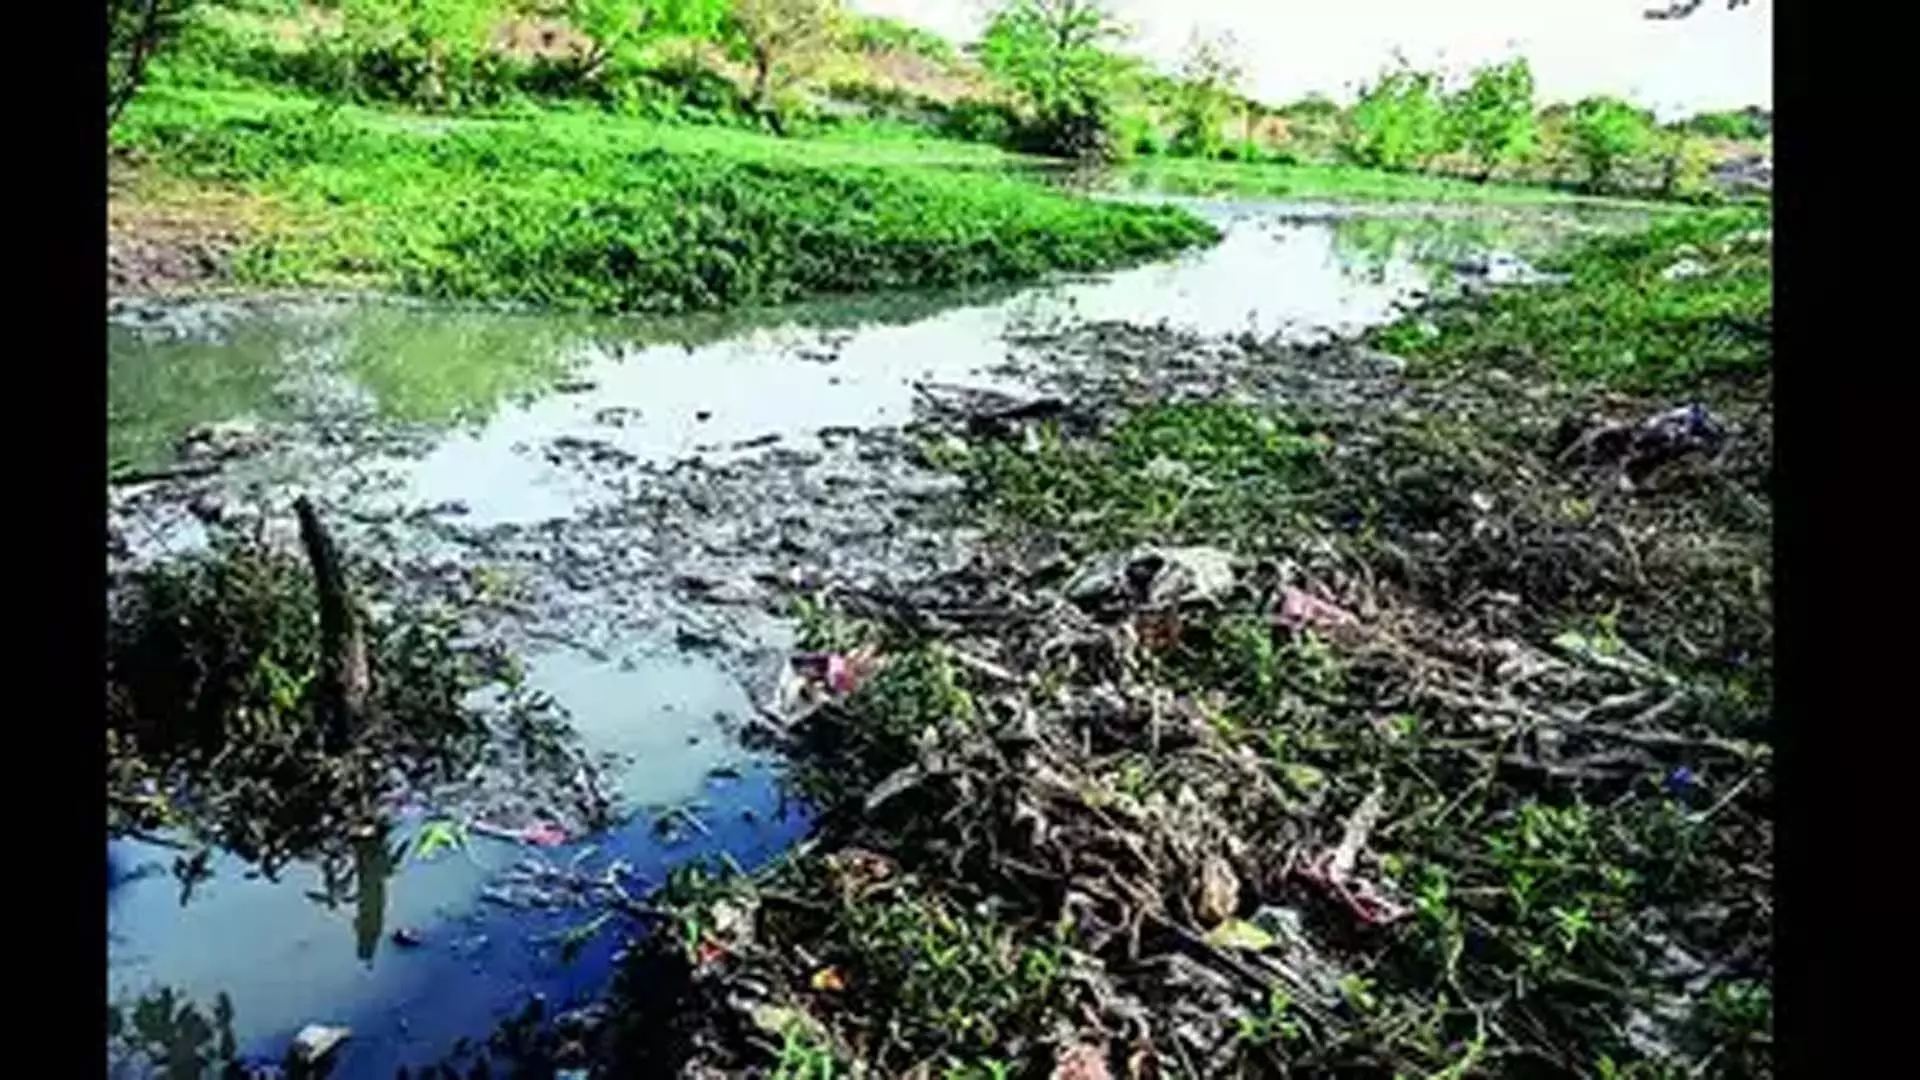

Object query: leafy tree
[977,0,1131,160]
[1652,126,1719,200]
[846,13,956,66]
[1170,29,1246,159]
[724,0,846,134]
[108,0,204,127]
[1683,106,1770,141]
[1448,57,1536,181]
[339,0,508,106]
[1279,93,1340,121]
[528,0,728,85]
[1569,95,1655,192]
[1343,62,1455,172]
[1644,0,1752,18]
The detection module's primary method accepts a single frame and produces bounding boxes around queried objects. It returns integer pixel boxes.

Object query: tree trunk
[108,0,167,129]
[751,48,787,136]
[294,496,369,756]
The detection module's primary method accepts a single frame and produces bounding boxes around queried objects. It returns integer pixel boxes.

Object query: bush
[1569,96,1655,193]
[936,97,1019,146]
[1684,107,1770,141]
[1448,58,1537,180]
[1343,65,1456,172]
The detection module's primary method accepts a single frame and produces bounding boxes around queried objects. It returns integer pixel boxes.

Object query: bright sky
[850,0,1771,118]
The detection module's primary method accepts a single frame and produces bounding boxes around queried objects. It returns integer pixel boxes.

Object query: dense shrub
[1569,96,1656,193]
[936,97,1020,147]
[1342,65,1456,172]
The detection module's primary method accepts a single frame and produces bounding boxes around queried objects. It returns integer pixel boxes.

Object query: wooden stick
[295,496,369,755]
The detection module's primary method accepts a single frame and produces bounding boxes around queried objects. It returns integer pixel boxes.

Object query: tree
[724,0,846,134]
[108,0,204,127]
[339,0,508,106]
[977,0,1131,160]
[529,0,729,84]
[1683,106,1770,141]
[1343,61,1455,172]
[1170,29,1246,159]
[1644,0,1752,19]
[1568,95,1654,193]
[1448,57,1537,181]
[1652,125,1718,200]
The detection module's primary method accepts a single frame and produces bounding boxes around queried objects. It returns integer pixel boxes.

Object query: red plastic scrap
[1295,850,1410,927]
[522,821,568,847]
[795,645,883,697]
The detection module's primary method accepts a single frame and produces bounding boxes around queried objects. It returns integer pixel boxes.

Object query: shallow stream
[105,201,1641,1077]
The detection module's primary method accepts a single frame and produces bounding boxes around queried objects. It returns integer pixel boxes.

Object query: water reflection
[108,986,243,1080]
[108,282,1036,476]
[105,211,1468,476]
[1325,209,1646,285]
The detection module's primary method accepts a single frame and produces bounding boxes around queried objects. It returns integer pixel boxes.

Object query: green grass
[113,85,1217,314]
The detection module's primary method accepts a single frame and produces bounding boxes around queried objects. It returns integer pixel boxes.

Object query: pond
[105,201,1644,1078]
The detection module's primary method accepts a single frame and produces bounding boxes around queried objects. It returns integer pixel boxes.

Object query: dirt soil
[108,161,265,298]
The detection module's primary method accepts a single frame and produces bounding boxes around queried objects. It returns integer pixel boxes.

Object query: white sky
[850,0,1771,118]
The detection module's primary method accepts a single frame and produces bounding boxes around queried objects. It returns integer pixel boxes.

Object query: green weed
[115,86,1218,314]
[1371,208,1770,390]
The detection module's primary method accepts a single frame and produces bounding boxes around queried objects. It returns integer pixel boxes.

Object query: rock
[290,1024,351,1064]
[178,418,266,461]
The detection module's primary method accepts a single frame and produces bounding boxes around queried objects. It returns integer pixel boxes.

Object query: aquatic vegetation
[112,88,1220,313]
[1371,207,1771,389]
[106,513,578,877]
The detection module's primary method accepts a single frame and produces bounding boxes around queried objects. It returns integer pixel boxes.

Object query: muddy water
[106,203,1632,1076]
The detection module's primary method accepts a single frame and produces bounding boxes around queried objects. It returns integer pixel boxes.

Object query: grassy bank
[111,86,1218,313]
[564,208,1771,1078]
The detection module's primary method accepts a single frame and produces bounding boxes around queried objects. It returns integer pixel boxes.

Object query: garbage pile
[574,302,1771,1078]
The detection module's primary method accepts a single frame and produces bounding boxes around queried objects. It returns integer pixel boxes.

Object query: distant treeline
[114,1,1769,200]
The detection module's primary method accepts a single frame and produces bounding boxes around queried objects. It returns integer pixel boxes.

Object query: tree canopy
[978,0,1133,159]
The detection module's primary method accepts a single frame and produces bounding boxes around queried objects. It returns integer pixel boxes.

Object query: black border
[1770,0,1888,1074]
[50,0,110,1067]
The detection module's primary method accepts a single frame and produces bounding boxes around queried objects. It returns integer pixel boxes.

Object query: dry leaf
[1202,918,1275,952]
[809,966,847,992]
[1195,855,1240,926]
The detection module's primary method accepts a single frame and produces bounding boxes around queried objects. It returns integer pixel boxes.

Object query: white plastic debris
[291,1024,352,1064]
